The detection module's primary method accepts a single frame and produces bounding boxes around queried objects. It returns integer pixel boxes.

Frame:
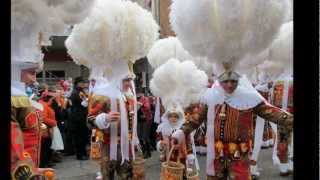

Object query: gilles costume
[173,69,293,180]
[156,104,199,174]
[11,50,44,178]
[270,74,293,175]
[86,61,140,180]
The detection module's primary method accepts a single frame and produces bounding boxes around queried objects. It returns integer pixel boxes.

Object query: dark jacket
[68,88,88,130]
[51,99,68,132]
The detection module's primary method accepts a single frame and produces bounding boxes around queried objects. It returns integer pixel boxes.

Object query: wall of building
[39,59,89,87]
[44,61,81,78]
[159,0,175,38]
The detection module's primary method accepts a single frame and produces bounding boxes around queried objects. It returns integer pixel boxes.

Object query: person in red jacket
[39,90,58,168]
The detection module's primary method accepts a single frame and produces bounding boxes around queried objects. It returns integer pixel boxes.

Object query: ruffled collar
[223,86,263,110]
[255,83,269,93]
[11,80,27,97]
[157,111,184,136]
[203,85,264,110]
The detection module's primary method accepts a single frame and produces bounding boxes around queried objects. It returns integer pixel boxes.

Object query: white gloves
[171,129,185,144]
[95,113,110,129]
[81,99,88,107]
[250,165,260,176]
[156,141,167,152]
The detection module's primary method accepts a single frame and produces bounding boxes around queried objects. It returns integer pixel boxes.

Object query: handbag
[50,126,64,150]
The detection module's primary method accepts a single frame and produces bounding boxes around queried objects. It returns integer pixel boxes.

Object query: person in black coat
[68,76,89,160]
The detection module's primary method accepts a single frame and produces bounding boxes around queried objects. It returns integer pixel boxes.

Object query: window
[37,70,66,85]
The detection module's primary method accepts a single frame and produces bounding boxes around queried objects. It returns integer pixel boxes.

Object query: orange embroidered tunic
[181,102,293,156]
[12,103,42,168]
[272,80,293,113]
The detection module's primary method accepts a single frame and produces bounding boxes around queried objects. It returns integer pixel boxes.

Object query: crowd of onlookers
[28,77,160,168]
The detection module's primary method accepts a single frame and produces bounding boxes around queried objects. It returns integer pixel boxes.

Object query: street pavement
[55,148,292,180]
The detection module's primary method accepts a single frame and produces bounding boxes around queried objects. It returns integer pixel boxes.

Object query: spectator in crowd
[137,93,152,158]
[62,95,75,156]
[88,78,96,95]
[64,77,73,98]
[69,76,89,160]
[39,90,57,168]
[50,84,68,162]
[149,96,158,151]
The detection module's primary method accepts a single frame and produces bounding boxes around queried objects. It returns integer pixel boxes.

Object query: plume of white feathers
[192,56,214,77]
[236,49,270,78]
[269,21,293,74]
[258,60,284,81]
[150,59,208,109]
[147,36,215,77]
[65,0,159,77]
[170,0,288,67]
[147,37,192,69]
[284,0,293,22]
[11,0,96,64]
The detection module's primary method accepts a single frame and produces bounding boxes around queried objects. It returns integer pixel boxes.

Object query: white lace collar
[11,80,27,97]
[202,81,264,110]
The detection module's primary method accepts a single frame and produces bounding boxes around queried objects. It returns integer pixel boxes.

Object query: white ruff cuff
[95,113,109,129]
[172,129,185,144]
[279,163,290,173]
[81,100,88,107]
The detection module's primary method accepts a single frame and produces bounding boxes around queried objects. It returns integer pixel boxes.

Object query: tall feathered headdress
[170,0,289,79]
[147,37,216,80]
[269,21,293,76]
[11,0,96,80]
[65,0,159,81]
[147,37,192,69]
[150,59,208,112]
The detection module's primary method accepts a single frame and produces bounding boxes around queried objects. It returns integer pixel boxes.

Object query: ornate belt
[214,140,251,160]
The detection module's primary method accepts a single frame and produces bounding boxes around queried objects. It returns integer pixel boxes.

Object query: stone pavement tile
[55,149,293,180]
[54,156,99,180]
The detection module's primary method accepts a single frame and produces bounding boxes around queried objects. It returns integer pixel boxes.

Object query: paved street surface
[55,148,292,180]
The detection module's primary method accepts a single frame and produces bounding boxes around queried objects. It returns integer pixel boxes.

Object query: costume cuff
[95,113,109,129]
[172,129,185,144]
[81,100,88,107]
[279,163,290,173]
[157,141,167,152]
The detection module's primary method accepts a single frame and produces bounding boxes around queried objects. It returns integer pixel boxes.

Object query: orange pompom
[44,170,55,179]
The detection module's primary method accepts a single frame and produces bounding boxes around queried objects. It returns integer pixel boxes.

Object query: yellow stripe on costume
[11,96,31,108]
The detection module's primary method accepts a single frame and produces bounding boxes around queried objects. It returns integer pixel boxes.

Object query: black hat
[74,76,86,85]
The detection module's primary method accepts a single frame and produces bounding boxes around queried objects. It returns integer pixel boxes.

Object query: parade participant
[255,78,275,149]
[86,60,141,180]
[11,56,54,179]
[250,71,274,179]
[268,21,293,177]
[156,103,197,175]
[193,121,207,156]
[150,59,207,179]
[270,74,293,176]
[171,62,293,180]
[11,53,45,170]
[193,75,216,156]
[12,110,54,180]
[69,76,90,160]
